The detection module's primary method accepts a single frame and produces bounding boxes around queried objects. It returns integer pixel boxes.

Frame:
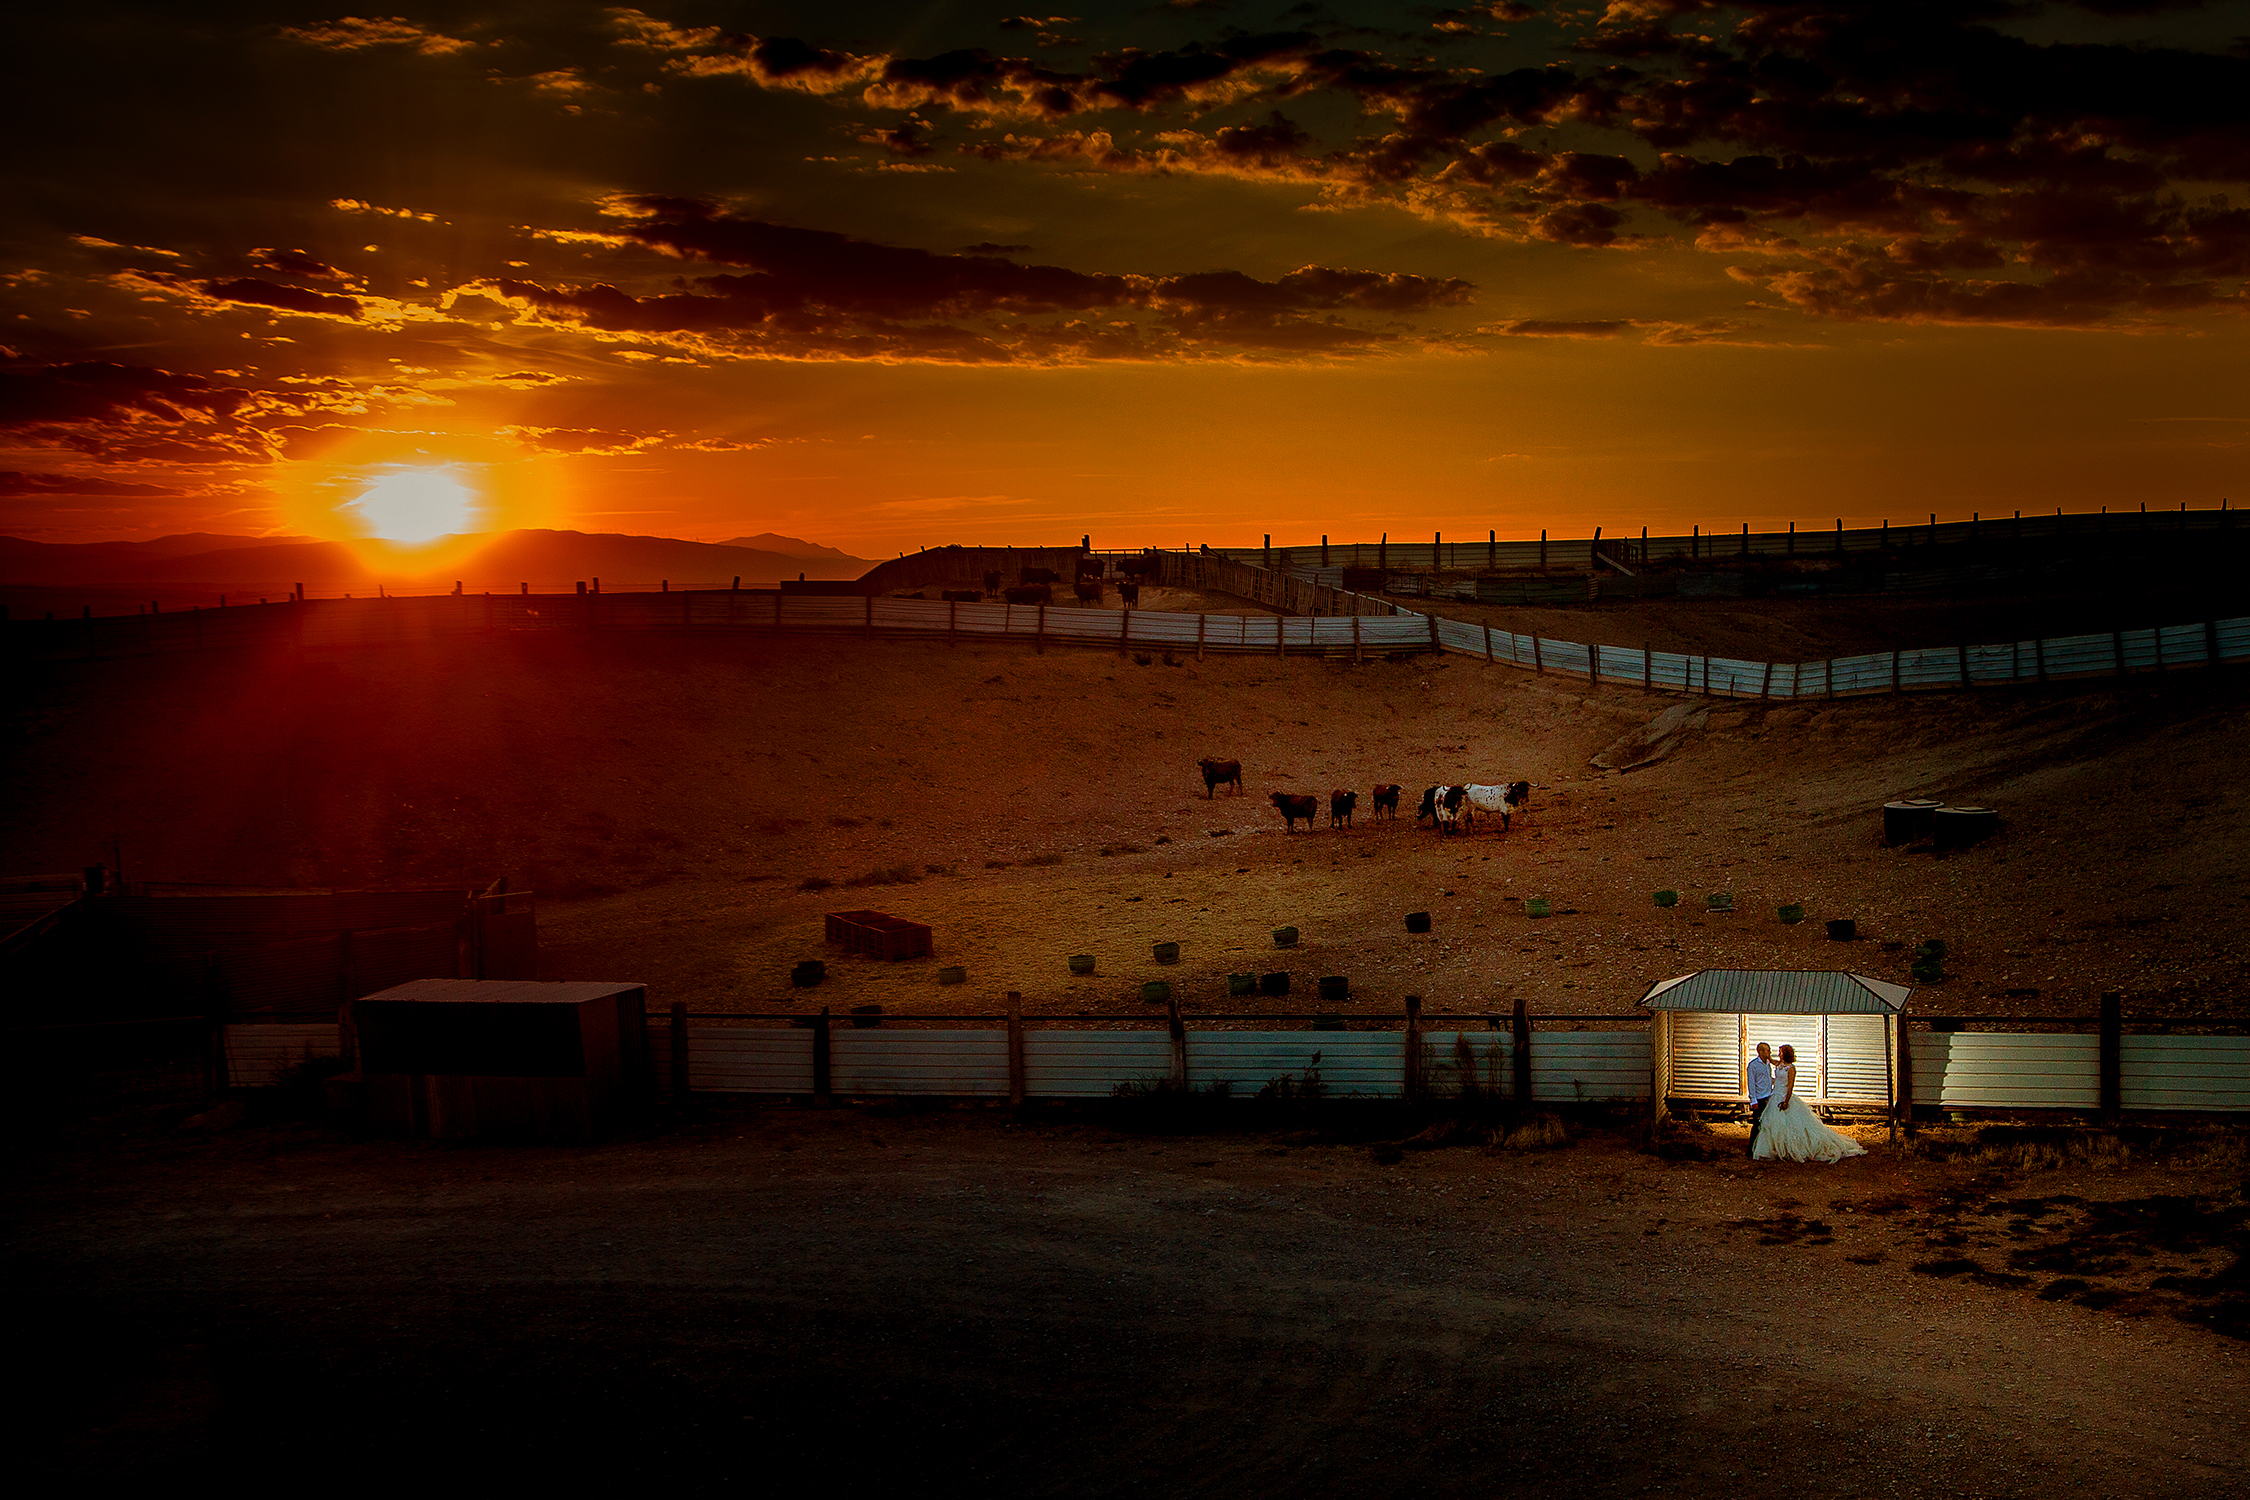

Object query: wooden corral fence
[853,545,1088,596]
[214,1010,2250,1117]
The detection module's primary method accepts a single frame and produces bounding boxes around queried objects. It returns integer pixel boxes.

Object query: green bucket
[1525,897,1552,919]
[1140,980,1172,1005]
[937,966,967,985]
[1227,972,1256,996]
[1653,889,1679,908]
[1917,939,1947,961]
[1910,959,1943,983]
[1067,954,1095,975]
[1778,904,1805,924]
[1707,892,1734,912]
[1272,926,1299,948]
[1153,941,1180,965]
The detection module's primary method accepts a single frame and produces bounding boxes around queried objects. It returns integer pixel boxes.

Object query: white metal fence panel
[1022,1031,1175,1097]
[1911,1033,2099,1108]
[224,1023,342,1087]
[1824,1014,1891,1102]
[1668,1011,1741,1097]
[1531,1031,1650,1101]
[649,1025,814,1093]
[830,1029,1008,1095]
[2220,618,2250,660]
[1188,1030,1400,1096]
[2120,1036,2250,1112]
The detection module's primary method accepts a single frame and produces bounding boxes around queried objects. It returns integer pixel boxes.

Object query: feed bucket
[1227,972,1256,996]
[1778,904,1805,924]
[1910,959,1943,983]
[1882,798,1944,845]
[1825,919,1857,942]
[937,966,967,985]
[1068,954,1096,975]
[791,959,826,988]
[1405,911,1432,934]
[1259,971,1291,997]
[1525,898,1552,919]
[1653,890,1679,908]
[1917,939,1947,961]
[1153,941,1180,964]
[1272,926,1299,948]
[1140,981,1172,1005]
[1317,975,1350,1002]
[1706,892,1734,912]
[1932,805,2000,850]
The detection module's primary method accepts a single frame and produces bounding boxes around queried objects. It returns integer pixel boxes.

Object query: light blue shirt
[1748,1055,1775,1103]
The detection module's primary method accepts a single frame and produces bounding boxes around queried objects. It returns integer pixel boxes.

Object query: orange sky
[4,3,2247,553]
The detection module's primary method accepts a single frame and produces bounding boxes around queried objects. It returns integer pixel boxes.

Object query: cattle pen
[10,569,2250,706]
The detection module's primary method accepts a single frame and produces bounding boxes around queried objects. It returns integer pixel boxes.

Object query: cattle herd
[930,558,1156,609]
[1197,757,1530,837]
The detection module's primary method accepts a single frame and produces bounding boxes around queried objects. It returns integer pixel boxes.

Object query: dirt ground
[7,612,2250,1020]
[12,1103,2243,1491]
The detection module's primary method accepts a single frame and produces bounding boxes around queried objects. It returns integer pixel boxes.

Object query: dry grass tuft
[842,864,920,888]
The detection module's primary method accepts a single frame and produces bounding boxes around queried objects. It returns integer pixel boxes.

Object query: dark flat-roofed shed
[353,978,648,1141]
[1639,969,1910,1121]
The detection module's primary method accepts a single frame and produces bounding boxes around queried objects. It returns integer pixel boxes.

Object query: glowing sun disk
[347,467,479,543]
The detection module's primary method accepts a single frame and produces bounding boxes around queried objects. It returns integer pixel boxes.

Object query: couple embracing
[1746,1042,1866,1163]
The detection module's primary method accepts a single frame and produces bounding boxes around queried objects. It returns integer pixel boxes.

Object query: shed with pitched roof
[1638,970,1909,1114]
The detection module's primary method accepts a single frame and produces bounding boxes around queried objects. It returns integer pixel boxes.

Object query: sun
[345,466,481,544]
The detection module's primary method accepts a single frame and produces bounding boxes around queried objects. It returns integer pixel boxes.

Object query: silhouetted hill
[720,532,862,563]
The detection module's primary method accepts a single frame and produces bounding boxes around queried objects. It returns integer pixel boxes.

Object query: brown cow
[1329,789,1358,829]
[983,570,1002,591]
[1072,579,1102,604]
[1198,757,1243,797]
[1270,791,1319,832]
[1002,582,1052,605]
[1019,566,1060,585]
[1371,783,1401,820]
[1118,580,1141,605]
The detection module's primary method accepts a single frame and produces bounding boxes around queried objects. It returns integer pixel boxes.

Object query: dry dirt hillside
[6,622,2248,1019]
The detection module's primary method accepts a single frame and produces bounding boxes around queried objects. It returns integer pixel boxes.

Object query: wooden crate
[824,909,934,961]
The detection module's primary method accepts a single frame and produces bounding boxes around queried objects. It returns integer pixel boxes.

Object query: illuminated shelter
[1639,970,1910,1117]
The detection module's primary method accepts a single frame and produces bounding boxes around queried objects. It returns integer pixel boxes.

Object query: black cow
[1198,757,1243,797]
[1002,582,1052,605]
[1119,580,1141,605]
[940,589,982,603]
[1118,555,1161,579]
[1075,555,1105,577]
[1072,579,1102,604]
[1329,789,1358,829]
[1270,791,1320,832]
[983,570,1002,591]
[1371,783,1401,820]
[1020,566,1060,585]
[1415,785,1441,825]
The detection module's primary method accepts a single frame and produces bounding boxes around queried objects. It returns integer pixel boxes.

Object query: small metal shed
[353,978,649,1141]
[1639,970,1909,1114]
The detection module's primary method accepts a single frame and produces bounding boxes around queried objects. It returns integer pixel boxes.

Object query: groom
[1745,1042,1775,1159]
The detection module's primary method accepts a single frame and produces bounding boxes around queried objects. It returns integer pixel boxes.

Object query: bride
[1752,1045,1868,1163]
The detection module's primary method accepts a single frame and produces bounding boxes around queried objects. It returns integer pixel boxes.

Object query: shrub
[797,875,834,892]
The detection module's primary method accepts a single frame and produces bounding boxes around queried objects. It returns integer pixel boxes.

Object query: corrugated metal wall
[1667,1012,1741,1096]
[1823,1015,1891,1101]
[2120,1036,2250,1113]
[224,1022,342,1086]
[1911,1033,2100,1109]
[1189,1031,1399,1096]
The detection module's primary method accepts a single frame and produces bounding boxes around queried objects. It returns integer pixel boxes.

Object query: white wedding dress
[1753,1065,1868,1163]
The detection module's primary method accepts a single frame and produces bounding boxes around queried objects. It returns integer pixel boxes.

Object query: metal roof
[1638,969,1909,1014]
[357,979,645,1006]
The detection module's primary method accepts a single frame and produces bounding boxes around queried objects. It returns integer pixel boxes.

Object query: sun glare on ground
[345,467,480,544]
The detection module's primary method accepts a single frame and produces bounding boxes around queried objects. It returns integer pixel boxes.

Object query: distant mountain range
[0,529,873,592]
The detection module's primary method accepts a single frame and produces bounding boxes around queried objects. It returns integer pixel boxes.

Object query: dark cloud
[0,361,255,427]
[483,202,1472,361]
[200,278,365,318]
[0,469,184,496]
[249,248,348,281]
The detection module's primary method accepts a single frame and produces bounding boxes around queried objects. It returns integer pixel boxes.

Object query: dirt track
[14,1107,2244,1492]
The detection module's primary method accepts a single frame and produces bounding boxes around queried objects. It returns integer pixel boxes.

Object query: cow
[1270,791,1320,832]
[1421,785,1468,835]
[1075,555,1105,577]
[1198,757,1243,798]
[1020,566,1060,585]
[941,589,981,603]
[1371,783,1401,820]
[1415,785,1442,826]
[1329,789,1358,829]
[983,570,1002,591]
[1459,781,1533,832]
[1002,582,1052,605]
[1118,580,1141,605]
[1118,555,1161,579]
[1072,579,1102,604]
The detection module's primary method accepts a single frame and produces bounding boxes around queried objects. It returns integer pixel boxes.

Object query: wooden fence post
[1891,649,1902,693]
[1891,1007,1910,1139]
[1354,614,1364,664]
[948,598,958,646]
[2113,628,2125,676]
[1403,994,1424,1101]
[670,1001,689,1100]
[2207,620,2222,668]
[1196,613,1207,660]
[1531,635,1543,673]
[1648,1010,1668,1135]
[1036,603,1047,653]
[774,592,783,631]
[1427,614,1440,654]
[1956,643,1969,687]
[1589,642,1600,688]
[2099,991,2122,1123]
[864,594,874,636]
[1483,623,1495,663]
[1644,645,1653,694]
[1167,988,1188,1089]
[1825,658,1836,700]
[1119,607,1132,655]
[812,1006,831,1106]
[1511,994,1532,1106]
[1759,660,1772,699]
[1006,992,1026,1107]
